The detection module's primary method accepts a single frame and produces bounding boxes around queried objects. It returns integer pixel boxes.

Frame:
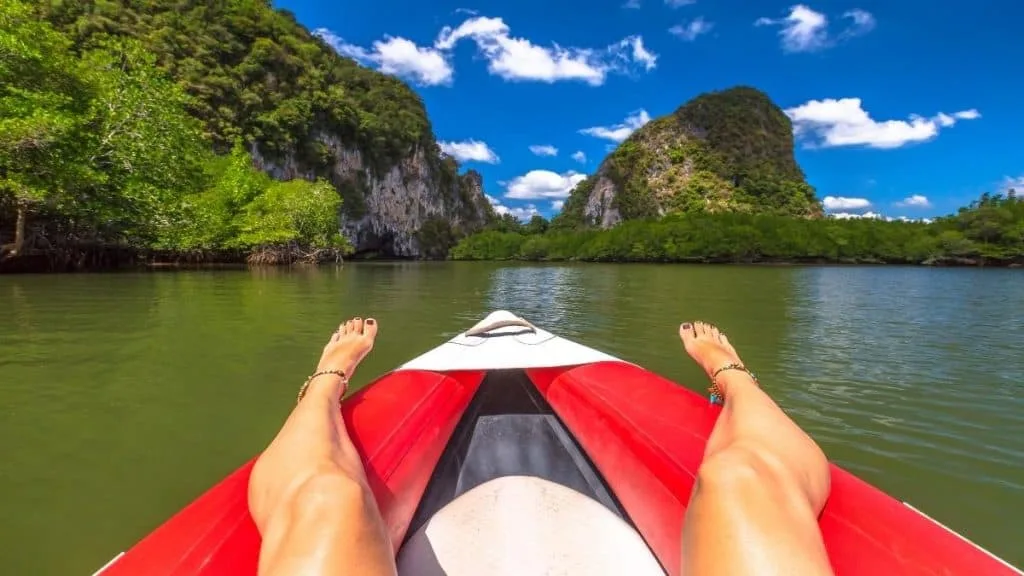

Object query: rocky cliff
[253,137,491,257]
[558,87,822,228]
[43,0,492,258]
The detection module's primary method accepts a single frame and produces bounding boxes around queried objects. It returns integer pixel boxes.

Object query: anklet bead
[708,363,757,404]
[297,370,348,404]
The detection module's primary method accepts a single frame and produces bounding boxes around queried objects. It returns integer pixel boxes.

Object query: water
[1,263,1022,574]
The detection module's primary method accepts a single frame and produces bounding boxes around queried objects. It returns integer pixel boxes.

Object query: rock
[252,135,490,257]
[582,175,623,228]
[567,86,822,228]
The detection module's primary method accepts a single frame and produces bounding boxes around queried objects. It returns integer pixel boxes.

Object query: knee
[696,446,794,496]
[289,472,374,521]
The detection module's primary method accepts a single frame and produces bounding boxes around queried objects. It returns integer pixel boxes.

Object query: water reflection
[783,267,1024,550]
[1,263,1021,573]
[485,265,597,335]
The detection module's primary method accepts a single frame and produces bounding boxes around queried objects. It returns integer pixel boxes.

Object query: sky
[278,0,1024,221]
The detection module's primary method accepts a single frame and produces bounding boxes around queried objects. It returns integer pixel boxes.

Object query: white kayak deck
[400,311,621,372]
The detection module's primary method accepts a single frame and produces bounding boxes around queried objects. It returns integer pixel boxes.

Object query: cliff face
[253,136,490,256]
[559,87,821,228]
[43,0,492,258]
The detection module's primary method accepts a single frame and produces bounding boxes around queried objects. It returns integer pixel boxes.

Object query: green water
[2,263,1022,574]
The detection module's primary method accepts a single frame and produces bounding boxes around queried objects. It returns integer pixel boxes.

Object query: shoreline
[3,255,1021,274]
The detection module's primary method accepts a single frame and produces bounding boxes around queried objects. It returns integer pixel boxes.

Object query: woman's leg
[679,322,833,576]
[248,317,396,576]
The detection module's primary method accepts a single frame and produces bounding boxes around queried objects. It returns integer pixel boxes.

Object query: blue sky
[278,0,1023,221]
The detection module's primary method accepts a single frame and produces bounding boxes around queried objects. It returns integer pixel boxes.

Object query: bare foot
[308,317,378,395]
[679,321,754,396]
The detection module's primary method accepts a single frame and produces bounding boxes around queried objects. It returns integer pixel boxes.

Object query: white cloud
[620,36,659,71]
[954,109,981,120]
[828,211,881,220]
[487,195,540,221]
[840,9,876,39]
[580,109,651,142]
[315,29,453,86]
[552,200,565,210]
[1001,176,1024,192]
[454,8,478,15]
[506,170,588,199]
[529,145,559,157]
[665,0,697,6]
[897,195,931,208]
[435,17,657,85]
[829,211,931,223]
[508,205,540,221]
[785,98,982,149]
[622,0,642,9]
[571,151,587,163]
[669,17,714,41]
[438,140,500,163]
[823,196,871,210]
[756,5,875,53]
[756,5,828,52]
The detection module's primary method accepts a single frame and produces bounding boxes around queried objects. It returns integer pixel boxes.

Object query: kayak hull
[96,313,1020,576]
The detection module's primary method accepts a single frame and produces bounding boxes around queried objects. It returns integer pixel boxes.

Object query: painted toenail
[681,323,692,330]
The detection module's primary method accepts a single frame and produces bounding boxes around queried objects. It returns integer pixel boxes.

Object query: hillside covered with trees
[555,87,821,229]
[454,192,1024,265]
[0,0,490,271]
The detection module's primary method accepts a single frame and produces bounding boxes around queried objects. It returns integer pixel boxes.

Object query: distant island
[452,87,1023,266]
[1,1,1020,272]
[450,194,1024,266]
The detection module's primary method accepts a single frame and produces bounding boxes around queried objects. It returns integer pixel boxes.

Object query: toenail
[366,319,375,325]
[681,323,692,330]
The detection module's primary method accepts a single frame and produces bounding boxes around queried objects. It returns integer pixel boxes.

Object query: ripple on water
[2,264,1022,573]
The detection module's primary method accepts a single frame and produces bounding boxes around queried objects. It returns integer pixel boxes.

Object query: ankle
[302,373,347,402]
[715,370,758,398]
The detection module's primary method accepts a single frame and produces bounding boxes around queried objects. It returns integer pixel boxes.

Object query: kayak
[95,311,1019,576]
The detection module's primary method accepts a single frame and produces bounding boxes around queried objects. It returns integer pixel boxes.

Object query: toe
[364,318,379,339]
[345,319,356,333]
[352,317,364,334]
[708,324,721,340]
[695,321,708,339]
[679,322,697,348]
[720,332,737,355]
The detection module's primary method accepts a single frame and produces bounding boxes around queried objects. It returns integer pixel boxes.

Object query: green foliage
[416,217,460,260]
[0,0,93,211]
[157,143,349,255]
[605,141,660,220]
[551,176,594,228]
[236,180,343,249]
[1,0,351,264]
[556,86,822,229]
[675,86,804,183]
[452,194,1024,265]
[524,215,549,235]
[487,213,525,234]
[78,38,209,241]
[40,0,435,172]
[449,231,526,260]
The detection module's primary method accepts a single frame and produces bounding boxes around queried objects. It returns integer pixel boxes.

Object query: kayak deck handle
[465,318,538,337]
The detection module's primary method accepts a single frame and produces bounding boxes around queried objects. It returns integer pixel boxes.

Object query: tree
[524,215,549,235]
[489,213,524,233]
[77,38,208,243]
[0,0,93,257]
